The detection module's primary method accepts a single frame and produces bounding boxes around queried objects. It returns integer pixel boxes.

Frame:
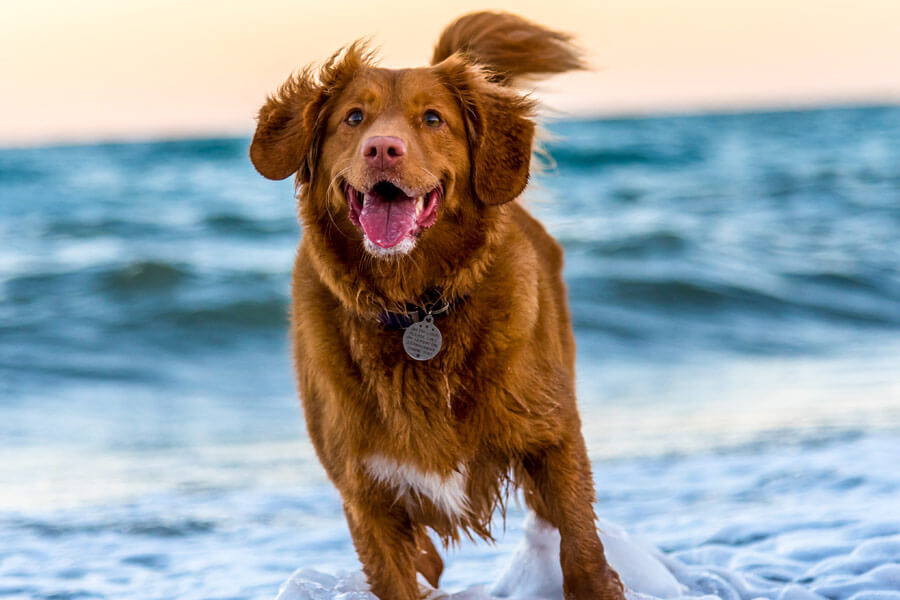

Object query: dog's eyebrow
[356,89,380,104]
[333,88,379,107]
[408,87,448,106]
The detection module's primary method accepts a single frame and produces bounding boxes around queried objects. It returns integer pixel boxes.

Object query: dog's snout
[362,136,406,169]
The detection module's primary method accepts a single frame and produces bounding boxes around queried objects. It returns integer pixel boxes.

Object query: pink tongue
[359,193,418,248]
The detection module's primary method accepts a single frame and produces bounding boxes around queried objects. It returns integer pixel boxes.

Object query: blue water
[1,105,899,599]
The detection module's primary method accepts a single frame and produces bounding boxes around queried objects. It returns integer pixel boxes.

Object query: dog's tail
[431,11,585,86]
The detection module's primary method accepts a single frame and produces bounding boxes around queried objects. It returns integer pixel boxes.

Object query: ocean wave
[99,261,191,291]
[164,298,289,330]
[203,213,297,236]
[11,517,216,538]
[1,105,898,392]
[560,231,690,258]
[0,159,48,183]
[568,273,899,324]
[82,136,249,164]
[546,144,703,170]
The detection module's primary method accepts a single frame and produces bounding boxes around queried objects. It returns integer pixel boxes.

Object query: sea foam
[275,512,900,600]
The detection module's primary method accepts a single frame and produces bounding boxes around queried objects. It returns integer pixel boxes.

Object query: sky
[2,0,899,145]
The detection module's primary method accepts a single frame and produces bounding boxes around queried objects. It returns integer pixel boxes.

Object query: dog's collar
[377,288,458,330]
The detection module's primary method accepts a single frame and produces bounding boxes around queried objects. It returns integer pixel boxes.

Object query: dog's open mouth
[344,180,442,249]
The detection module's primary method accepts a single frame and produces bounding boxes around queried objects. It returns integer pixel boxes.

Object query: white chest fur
[364,454,469,519]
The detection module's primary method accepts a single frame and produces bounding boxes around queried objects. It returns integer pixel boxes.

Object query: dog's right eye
[346,110,364,126]
[423,110,443,128]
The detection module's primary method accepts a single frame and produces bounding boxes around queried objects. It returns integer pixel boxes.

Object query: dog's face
[322,68,470,257]
[250,48,536,260]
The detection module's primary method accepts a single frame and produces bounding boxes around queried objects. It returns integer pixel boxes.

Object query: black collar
[377,288,456,330]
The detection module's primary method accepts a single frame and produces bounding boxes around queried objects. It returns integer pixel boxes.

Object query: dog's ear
[467,84,536,205]
[437,56,536,206]
[250,69,321,182]
[250,42,374,183]
[432,12,584,205]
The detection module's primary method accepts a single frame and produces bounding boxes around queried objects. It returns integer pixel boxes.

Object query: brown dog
[250,11,625,600]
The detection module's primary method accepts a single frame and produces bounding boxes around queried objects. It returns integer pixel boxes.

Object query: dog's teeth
[416,196,424,216]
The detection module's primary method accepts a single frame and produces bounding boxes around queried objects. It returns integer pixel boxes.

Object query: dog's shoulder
[507,202,565,275]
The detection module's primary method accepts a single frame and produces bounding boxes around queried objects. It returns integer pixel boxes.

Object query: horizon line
[2,98,896,152]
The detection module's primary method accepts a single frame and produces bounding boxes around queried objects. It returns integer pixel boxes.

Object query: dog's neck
[376,287,465,329]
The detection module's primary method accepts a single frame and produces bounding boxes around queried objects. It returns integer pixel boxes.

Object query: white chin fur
[363,236,417,258]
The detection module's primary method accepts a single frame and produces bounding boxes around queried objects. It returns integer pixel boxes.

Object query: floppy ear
[250,42,375,183]
[437,55,536,205]
[466,85,536,205]
[249,69,321,181]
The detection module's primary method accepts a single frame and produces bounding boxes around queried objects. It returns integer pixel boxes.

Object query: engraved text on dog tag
[402,315,442,360]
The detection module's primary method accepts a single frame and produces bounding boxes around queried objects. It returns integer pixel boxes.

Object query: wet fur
[250,11,625,600]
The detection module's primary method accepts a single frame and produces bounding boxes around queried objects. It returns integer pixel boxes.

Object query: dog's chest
[364,454,469,519]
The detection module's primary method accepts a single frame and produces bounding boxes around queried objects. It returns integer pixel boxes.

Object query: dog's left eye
[423,110,442,128]
[346,109,364,126]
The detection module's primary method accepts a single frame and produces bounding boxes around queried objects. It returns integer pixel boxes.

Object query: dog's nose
[362,136,406,169]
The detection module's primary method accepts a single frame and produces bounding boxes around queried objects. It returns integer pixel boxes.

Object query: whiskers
[417,167,443,192]
[327,161,353,194]
[322,163,355,240]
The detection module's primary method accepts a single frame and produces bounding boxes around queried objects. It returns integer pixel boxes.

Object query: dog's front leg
[343,496,421,600]
[523,436,626,600]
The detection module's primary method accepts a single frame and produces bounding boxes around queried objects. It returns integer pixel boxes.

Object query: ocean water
[1,105,898,599]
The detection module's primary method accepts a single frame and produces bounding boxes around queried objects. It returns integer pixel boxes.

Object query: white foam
[274,510,900,600]
[13,433,898,600]
[276,513,686,600]
[491,513,683,599]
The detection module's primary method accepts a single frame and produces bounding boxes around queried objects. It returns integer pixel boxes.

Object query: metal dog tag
[402,314,442,361]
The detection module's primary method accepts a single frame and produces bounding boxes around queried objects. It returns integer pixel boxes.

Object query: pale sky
[2,0,899,145]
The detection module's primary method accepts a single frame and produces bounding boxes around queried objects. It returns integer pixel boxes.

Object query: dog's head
[250,43,536,259]
[250,12,581,308]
